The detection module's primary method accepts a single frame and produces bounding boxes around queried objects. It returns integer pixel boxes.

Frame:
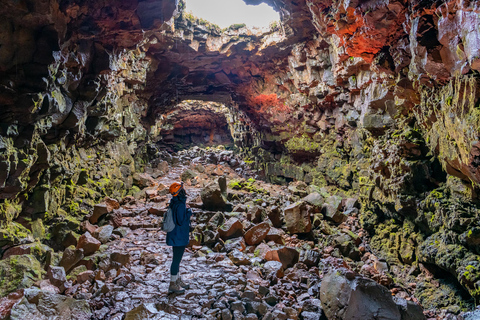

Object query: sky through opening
[185,0,279,29]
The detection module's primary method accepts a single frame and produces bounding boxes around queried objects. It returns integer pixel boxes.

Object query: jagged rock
[76,232,101,256]
[263,260,284,278]
[218,217,244,240]
[81,220,98,234]
[265,227,285,245]
[283,201,312,234]
[244,222,270,246]
[201,181,228,211]
[113,227,130,237]
[133,172,156,188]
[105,197,120,211]
[224,237,246,252]
[2,242,52,260]
[0,255,44,297]
[93,225,114,244]
[157,161,169,174]
[110,251,130,266]
[10,289,92,319]
[76,270,95,284]
[320,270,416,320]
[265,247,299,269]
[208,212,226,229]
[66,265,87,282]
[181,169,196,182]
[394,297,426,320]
[90,203,109,224]
[255,243,271,259]
[228,249,251,265]
[247,205,264,223]
[322,195,347,223]
[303,192,324,208]
[267,206,283,228]
[59,247,84,273]
[299,250,321,268]
[47,266,68,292]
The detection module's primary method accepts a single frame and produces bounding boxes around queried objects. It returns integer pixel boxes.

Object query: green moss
[285,135,321,153]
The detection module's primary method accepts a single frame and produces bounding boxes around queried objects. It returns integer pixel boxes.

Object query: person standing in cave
[166,182,193,294]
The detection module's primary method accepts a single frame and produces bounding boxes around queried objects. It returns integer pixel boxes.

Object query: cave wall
[0,0,176,248]
[1,0,480,306]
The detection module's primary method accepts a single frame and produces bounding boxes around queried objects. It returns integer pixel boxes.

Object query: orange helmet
[169,182,183,197]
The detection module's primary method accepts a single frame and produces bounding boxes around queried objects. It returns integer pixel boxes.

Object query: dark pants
[170,245,186,275]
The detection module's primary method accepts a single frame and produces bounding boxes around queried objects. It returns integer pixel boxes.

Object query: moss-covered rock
[0,255,44,297]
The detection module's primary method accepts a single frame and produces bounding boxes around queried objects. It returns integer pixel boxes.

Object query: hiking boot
[177,277,190,289]
[168,281,185,294]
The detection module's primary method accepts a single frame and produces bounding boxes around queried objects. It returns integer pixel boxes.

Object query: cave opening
[153,100,237,152]
[184,0,280,29]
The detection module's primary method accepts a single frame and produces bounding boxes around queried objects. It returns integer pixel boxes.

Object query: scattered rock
[90,203,109,224]
[10,289,92,319]
[229,249,251,265]
[244,222,270,246]
[201,181,228,211]
[322,195,347,223]
[76,232,101,256]
[263,260,285,278]
[265,247,299,269]
[93,225,114,244]
[284,201,312,234]
[133,172,156,188]
[303,192,324,208]
[47,266,68,292]
[218,217,244,240]
[59,247,84,273]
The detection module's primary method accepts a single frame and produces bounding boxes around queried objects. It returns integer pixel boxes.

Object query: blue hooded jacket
[166,193,192,247]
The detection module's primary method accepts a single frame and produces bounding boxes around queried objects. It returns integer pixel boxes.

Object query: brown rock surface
[244,222,270,246]
[76,232,101,256]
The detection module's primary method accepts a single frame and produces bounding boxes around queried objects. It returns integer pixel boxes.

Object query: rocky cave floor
[1,147,480,320]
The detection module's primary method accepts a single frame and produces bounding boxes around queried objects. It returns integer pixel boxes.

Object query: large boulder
[133,172,156,188]
[0,255,44,297]
[47,266,68,292]
[76,232,101,255]
[93,225,114,244]
[218,217,244,240]
[59,246,84,273]
[201,181,228,211]
[284,201,312,234]
[320,270,424,320]
[302,192,324,208]
[10,289,92,319]
[244,222,270,246]
[265,247,299,269]
[322,195,347,223]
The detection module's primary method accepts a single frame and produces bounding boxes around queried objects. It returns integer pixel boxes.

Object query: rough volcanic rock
[320,270,423,320]
[59,247,84,273]
[93,225,114,244]
[90,203,110,224]
[133,173,156,188]
[46,266,68,292]
[10,289,92,319]
[265,247,300,269]
[284,201,312,234]
[218,217,244,240]
[0,255,44,297]
[322,196,347,223]
[76,232,101,256]
[244,222,270,246]
[201,181,228,211]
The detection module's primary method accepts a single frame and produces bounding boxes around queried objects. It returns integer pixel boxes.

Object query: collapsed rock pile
[0,147,478,319]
